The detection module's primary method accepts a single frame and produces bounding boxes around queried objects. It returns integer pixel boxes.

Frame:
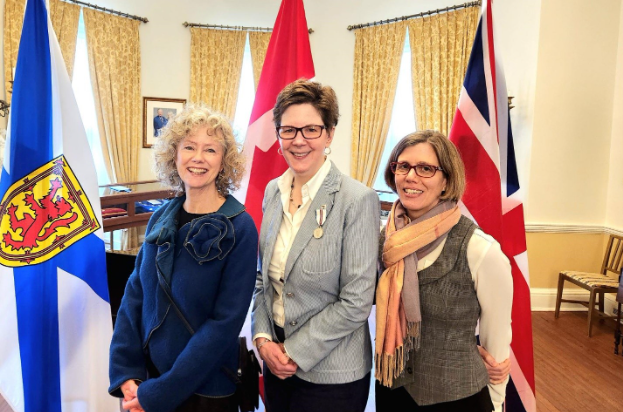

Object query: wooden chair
[555,234,623,337]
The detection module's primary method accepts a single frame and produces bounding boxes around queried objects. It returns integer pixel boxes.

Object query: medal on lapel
[314,205,326,239]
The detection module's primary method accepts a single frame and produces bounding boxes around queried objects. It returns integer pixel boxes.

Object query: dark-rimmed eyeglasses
[276,125,326,140]
[390,162,444,178]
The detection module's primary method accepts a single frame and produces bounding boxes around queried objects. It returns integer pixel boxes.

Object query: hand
[478,346,511,384]
[259,341,298,379]
[120,380,144,412]
[122,396,145,412]
[277,343,298,366]
[120,379,139,402]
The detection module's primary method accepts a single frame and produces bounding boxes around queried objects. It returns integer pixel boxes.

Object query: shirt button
[290,321,297,326]
[407,367,413,374]
[286,292,294,297]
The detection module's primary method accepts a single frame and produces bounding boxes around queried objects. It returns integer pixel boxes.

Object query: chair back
[600,234,623,276]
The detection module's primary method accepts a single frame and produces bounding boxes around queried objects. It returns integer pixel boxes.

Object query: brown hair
[153,104,245,195]
[383,130,466,202]
[273,79,339,128]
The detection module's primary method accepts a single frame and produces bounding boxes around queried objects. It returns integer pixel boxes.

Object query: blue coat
[109,195,258,412]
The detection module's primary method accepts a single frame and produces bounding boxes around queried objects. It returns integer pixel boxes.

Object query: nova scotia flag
[0,0,118,411]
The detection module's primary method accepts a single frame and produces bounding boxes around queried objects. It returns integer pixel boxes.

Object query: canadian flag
[237,0,315,229]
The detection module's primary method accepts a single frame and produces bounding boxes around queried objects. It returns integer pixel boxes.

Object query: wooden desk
[99,180,175,233]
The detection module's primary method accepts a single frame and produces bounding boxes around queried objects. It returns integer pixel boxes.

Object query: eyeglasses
[390,162,444,178]
[276,125,326,140]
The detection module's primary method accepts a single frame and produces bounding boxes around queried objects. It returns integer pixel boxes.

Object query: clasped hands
[477,346,511,385]
[258,339,298,380]
[120,379,144,412]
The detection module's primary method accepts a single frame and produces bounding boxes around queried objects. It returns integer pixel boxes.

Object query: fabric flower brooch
[183,214,235,264]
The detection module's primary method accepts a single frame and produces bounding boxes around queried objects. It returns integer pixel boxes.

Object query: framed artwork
[143,97,186,148]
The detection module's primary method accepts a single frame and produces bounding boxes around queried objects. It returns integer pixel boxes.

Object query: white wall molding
[531,287,620,315]
[525,223,623,236]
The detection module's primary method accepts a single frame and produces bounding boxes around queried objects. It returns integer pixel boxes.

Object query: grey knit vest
[391,215,489,405]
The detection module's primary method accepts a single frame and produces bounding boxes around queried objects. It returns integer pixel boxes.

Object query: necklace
[289,178,301,209]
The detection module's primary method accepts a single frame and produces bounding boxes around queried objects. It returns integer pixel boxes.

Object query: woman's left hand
[121,395,145,412]
[478,345,511,384]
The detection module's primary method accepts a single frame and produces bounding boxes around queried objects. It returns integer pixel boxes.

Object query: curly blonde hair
[153,104,245,195]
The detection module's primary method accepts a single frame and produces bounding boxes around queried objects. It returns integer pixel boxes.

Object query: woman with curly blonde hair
[109,104,258,412]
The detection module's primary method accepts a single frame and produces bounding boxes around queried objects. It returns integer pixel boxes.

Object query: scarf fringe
[375,345,403,387]
[405,321,421,353]
[375,322,421,388]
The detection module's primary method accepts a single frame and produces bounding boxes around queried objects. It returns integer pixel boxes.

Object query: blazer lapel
[284,162,341,281]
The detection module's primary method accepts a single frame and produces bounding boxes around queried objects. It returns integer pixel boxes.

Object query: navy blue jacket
[153,115,167,136]
[108,195,258,412]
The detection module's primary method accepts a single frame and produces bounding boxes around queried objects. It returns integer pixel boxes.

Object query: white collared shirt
[253,160,331,343]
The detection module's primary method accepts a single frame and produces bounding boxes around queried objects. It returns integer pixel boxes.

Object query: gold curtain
[409,6,480,135]
[49,0,81,78]
[249,31,272,90]
[3,0,80,102]
[351,22,406,187]
[83,8,141,249]
[3,0,25,103]
[190,28,246,119]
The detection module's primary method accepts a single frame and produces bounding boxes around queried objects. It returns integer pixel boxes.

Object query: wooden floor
[534,311,623,412]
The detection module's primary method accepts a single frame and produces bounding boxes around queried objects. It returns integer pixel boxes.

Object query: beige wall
[529,0,621,226]
[526,231,608,289]
[525,0,622,288]
[606,1,623,233]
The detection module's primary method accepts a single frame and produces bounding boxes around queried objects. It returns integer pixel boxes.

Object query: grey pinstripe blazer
[251,161,380,384]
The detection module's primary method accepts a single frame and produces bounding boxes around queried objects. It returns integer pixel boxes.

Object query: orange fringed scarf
[375,200,461,387]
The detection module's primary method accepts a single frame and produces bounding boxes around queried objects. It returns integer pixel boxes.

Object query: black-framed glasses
[390,162,444,178]
[276,125,326,140]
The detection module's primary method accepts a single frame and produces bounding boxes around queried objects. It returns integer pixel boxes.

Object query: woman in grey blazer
[251,79,380,412]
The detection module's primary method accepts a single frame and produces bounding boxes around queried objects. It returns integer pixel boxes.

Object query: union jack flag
[449,1,536,411]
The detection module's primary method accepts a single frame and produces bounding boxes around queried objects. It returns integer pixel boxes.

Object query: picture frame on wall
[143,97,186,148]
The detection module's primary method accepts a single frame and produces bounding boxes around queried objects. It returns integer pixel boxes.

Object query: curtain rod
[63,0,148,23]
[347,0,480,31]
[183,22,314,34]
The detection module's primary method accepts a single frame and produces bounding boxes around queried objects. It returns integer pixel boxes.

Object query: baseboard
[531,287,620,316]
[525,223,623,236]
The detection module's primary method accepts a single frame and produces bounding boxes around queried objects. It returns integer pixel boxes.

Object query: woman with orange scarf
[375,131,513,412]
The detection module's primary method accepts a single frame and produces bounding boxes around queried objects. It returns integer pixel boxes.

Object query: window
[232,34,256,145]
[372,32,416,203]
[72,10,110,186]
